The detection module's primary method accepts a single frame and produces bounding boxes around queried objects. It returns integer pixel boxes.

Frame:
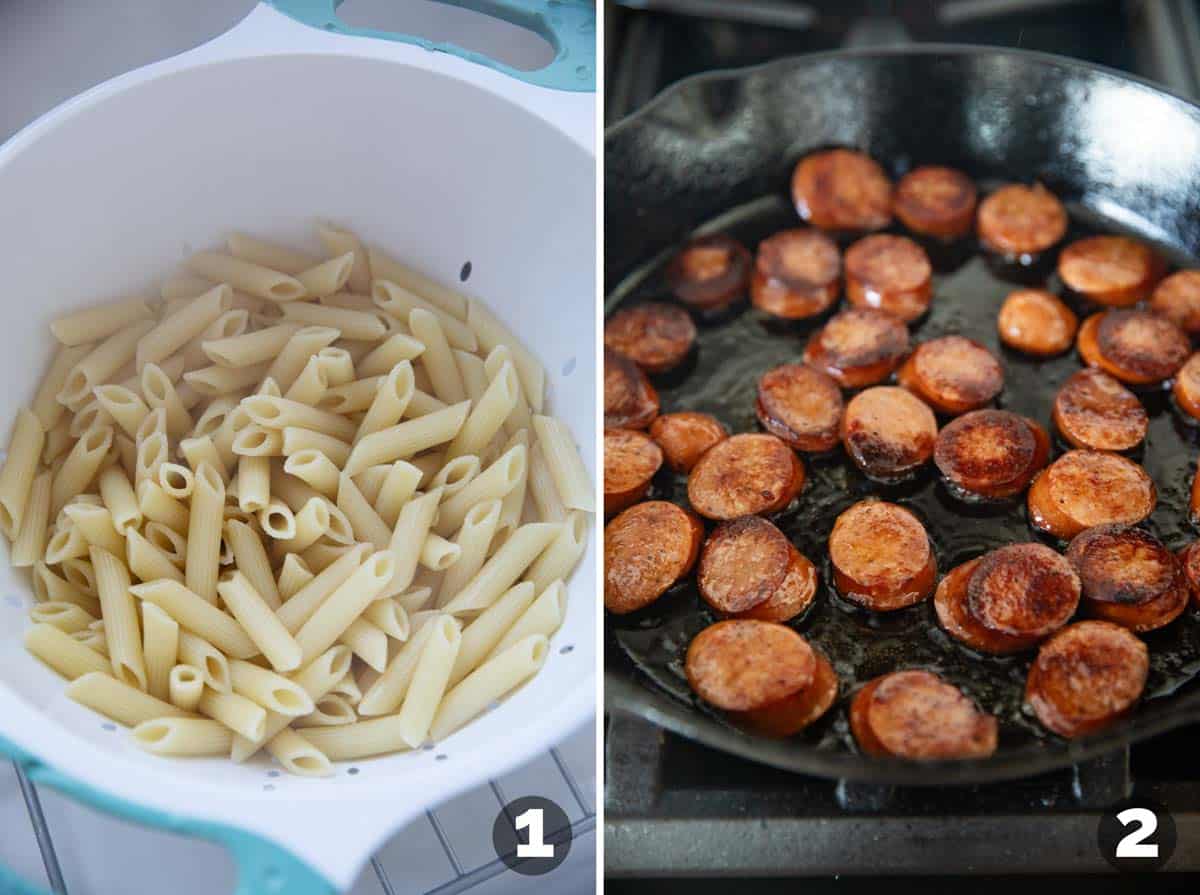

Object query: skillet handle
[267,0,596,92]
[0,735,336,895]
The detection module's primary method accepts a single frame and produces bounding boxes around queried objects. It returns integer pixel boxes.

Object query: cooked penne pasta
[223,520,280,608]
[282,303,385,341]
[217,571,301,671]
[67,672,189,726]
[1,409,46,534]
[133,717,233,756]
[141,602,179,701]
[344,401,469,474]
[336,473,390,549]
[315,347,355,386]
[408,308,465,404]
[176,633,230,693]
[236,455,270,513]
[317,375,383,415]
[282,449,339,497]
[294,551,396,664]
[126,528,185,584]
[445,361,519,460]
[227,232,318,274]
[440,522,559,615]
[185,463,224,603]
[355,361,414,441]
[434,444,526,537]
[431,635,548,741]
[203,322,303,369]
[294,694,357,727]
[11,470,51,567]
[183,362,270,397]
[136,479,189,534]
[338,617,389,672]
[366,245,468,319]
[297,252,355,298]
[419,534,461,572]
[284,355,328,405]
[317,223,371,294]
[526,440,567,523]
[198,688,267,741]
[229,659,314,716]
[532,414,594,513]
[25,623,111,679]
[266,728,333,777]
[51,297,153,347]
[373,280,477,351]
[90,546,147,690]
[294,714,410,760]
[276,553,314,600]
[186,252,305,302]
[358,333,425,378]
[242,395,357,442]
[437,500,502,610]
[59,320,155,408]
[64,504,124,557]
[280,427,351,467]
[141,363,192,437]
[258,497,297,540]
[168,664,206,710]
[491,579,565,658]
[30,601,96,634]
[467,299,545,411]
[131,579,257,659]
[395,614,461,747]
[276,544,371,633]
[374,461,422,527]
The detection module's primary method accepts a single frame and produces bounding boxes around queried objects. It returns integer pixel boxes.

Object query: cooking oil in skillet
[606,192,1200,755]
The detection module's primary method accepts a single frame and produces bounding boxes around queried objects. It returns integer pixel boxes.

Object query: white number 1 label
[515,807,554,858]
[1115,807,1159,859]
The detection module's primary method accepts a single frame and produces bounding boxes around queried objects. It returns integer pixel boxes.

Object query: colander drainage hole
[435,754,447,761]
[561,357,576,377]
[347,767,359,775]
[422,743,434,751]
[460,261,472,282]
[559,644,574,655]
[263,783,275,792]
[267,770,281,778]
[101,723,116,732]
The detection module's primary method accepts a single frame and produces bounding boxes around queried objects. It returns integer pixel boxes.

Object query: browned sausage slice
[604,347,659,430]
[751,229,841,319]
[1053,368,1147,452]
[685,619,815,712]
[604,428,663,516]
[804,308,910,389]
[829,500,936,611]
[851,670,998,760]
[1058,235,1163,307]
[755,364,844,453]
[687,433,805,520]
[976,183,1068,257]
[604,501,704,614]
[739,545,818,623]
[841,386,937,482]
[844,234,934,322]
[1192,463,1200,526]
[604,303,697,374]
[1077,310,1190,386]
[791,148,893,232]
[666,234,752,312]
[734,648,837,738]
[1027,450,1156,540]
[1150,269,1200,335]
[894,166,978,240]
[697,516,791,615]
[897,336,1004,415]
[1025,620,1148,739]
[934,558,1042,655]
[649,412,728,473]
[1065,525,1188,632]
[933,410,1047,500]
[1172,353,1200,421]
[966,543,1080,639]
[996,289,1078,357]
[1179,541,1200,609]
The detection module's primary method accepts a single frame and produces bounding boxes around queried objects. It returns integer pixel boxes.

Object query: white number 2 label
[1115,807,1159,859]
[515,807,554,858]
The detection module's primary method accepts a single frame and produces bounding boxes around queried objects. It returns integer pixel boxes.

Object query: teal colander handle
[0,736,335,895]
[267,0,596,92]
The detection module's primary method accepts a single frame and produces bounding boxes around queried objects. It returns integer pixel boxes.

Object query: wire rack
[10,742,595,894]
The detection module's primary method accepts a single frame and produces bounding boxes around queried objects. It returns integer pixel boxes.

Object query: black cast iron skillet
[604,46,1200,785]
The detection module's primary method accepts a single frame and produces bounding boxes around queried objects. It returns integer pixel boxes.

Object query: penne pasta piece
[227,232,318,275]
[366,245,468,319]
[455,350,488,402]
[236,454,270,513]
[526,440,567,523]
[269,497,328,555]
[185,463,225,603]
[322,292,376,313]
[198,688,267,741]
[437,500,501,609]
[440,522,559,615]
[60,557,97,596]
[98,465,141,535]
[266,728,333,777]
[357,613,439,716]
[192,395,239,443]
[44,523,88,565]
[168,663,207,710]
[183,362,270,397]
[180,434,228,484]
[294,694,357,727]
[490,579,565,658]
[434,444,526,537]
[294,550,396,664]
[133,717,233,756]
[466,298,545,411]
[343,401,469,474]
[283,355,328,406]
[408,308,465,404]
[52,297,154,347]
[229,659,314,716]
[141,602,179,701]
[64,504,124,557]
[532,414,594,513]
[0,409,46,534]
[30,601,96,634]
[135,407,166,447]
[185,252,305,302]
[265,326,341,392]
[143,522,186,567]
[485,346,532,436]
[269,466,324,513]
[125,528,185,584]
[176,632,230,693]
[406,388,447,419]
[526,513,587,593]
[281,302,385,341]
[358,333,425,378]
[223,520,280,608]
[373,280,477,351]
[134,430,167,490]
[277,543,371,633]
[34,345,92,430]
[497,429,529,534]
[431,635,548,742]
[242,395,357,442]
[317,223,371,293]
[140,363,192,438]
[41,419,73,466]
[161,274,216,301]
[420,534,461,572]
[203,322,303,369]
[59,320,155,408]
[25,623,111,679]
[11,471,52,567]
[317,375,382,415]
[280,427,351,467]
[297,252,355,297]
[445,361,519,460]
[282,450,339,497]
[137,285,233,371]
[67,672,189,726]
[33,563,101,615]
[383,488,442,598]
[90,546,147,690]
[157,463,194,499]
[69,398,113,439]
[217,572,301,672]
[374,461,422,527]
[329,671,362,704]
[131,579,258,659]
[136,479,189,534]
[363,598,410,641]
[232,424,283,457]
[445,581,536,686]
[395,614,461,747]
[316,347,355,386]
[277,553,314,600]
[338,617,389,672]
[294,715,410,760]
[336,473,390,550]
[258,497,297,540]
[429,454,479,497]
[355,361,414,441]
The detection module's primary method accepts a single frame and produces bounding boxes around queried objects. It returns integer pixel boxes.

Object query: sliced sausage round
[755,364,844,453]
[897,336,1004,415]
[966,543,1080,639]
[604,303,697,374]
[751,229,841,319]
[734,647,837,738]
[791,148,892,232]
[933,410,1048,500]
[1025,620,1148,739]
[1058,235,1163,307]
[803,307,909,388]
[687,433,805,521]
[1172,353,1200,421]
[1066,525,1188,633]
[893,165,978,241]
[935,557,1043,655]
[697,516,816,623]
[604,428,663,516]
[1150,269,1200,335]
[844,234,934,323]
[996,289,1078,357]
[1053,368,1148,452]
[841,386,938,482]
[604,501,704,615]
[1178,541,1200,609]
[649,412,728,473]
[976,182,1068,258]
[685,619,815,712]
[851,670,998,760]
[666,234,752,312]
[1192,463,1200,526]
[829,500,936,611]
[1077,309,1190,386]
[1027,450,1156,540]
[604,347,659,430]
